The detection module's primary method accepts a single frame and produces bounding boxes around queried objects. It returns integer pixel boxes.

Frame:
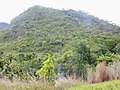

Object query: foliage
[0,53,45,80]
[72,43,94,79]
[36,52,56,81]
[97,53,117,62]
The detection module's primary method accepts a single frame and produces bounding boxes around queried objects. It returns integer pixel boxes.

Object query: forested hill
[0,5,120,81]
[0,5,120,53]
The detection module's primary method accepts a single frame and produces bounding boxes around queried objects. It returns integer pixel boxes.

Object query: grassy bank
[68,80,120,90]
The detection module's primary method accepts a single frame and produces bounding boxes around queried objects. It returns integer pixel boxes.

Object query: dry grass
[87,62,107,83]
[0,76,81,90]
[0,78,56,90]
[107,61,120,80]
[96,61,108,82]
[87,61,120,83]
[87,68,96,84]
[55,76,81,90]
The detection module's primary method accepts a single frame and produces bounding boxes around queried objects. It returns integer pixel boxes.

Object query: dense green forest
[0,5,120,86]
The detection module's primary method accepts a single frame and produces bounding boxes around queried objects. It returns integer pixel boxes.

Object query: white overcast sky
[0,0,120,25]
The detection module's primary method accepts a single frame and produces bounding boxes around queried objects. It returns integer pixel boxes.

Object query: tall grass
[0,78,56,90]
[87,61,120,83]
[87,68,96,84]
[96,61,108,82]
[55,76,80,90]
[0,77,81,90]
[107,61,120,80]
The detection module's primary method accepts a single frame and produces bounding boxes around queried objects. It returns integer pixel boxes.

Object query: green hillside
[0,5,120,82]
[0,6,119,53]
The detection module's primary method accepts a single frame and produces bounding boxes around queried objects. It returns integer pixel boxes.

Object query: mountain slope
[0,5,120,53]
[62,9,119,30]
[0,22,9,29]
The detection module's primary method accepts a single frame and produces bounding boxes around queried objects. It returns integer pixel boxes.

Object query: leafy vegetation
[36,52,56,81]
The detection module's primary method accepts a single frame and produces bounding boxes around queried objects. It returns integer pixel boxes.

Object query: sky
[0,0,120,25]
